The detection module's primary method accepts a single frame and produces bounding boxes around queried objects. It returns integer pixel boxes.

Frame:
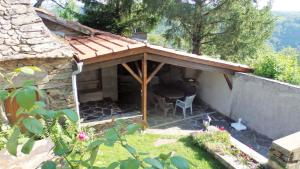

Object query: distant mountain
[269,11,300,51]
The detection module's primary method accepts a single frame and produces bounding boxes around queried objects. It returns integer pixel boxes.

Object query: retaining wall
[196,71,300,139]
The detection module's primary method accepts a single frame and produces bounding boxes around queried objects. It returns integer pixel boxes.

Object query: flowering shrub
[0,67,190,169]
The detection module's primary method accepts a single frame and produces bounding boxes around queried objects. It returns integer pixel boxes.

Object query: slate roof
[0,0,74,62]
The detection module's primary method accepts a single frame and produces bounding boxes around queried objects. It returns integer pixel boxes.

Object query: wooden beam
[141,53,148,123]
[134,61,142,78]
[147,54,234,75]
[146,45,253,73]
[147,62,165,84]
[83,55,142,72]
[223,74,232,90]
[83,46,146,64]
[121,63,142,84]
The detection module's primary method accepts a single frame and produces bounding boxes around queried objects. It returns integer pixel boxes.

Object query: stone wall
[268,132,300,169]
[102,66,118,101]
[0,0,73,61]
[0,58,75,112]
[77,65,118,103]
[195,71,300,139]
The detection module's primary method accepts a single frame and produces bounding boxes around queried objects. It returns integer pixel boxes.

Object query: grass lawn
[93,134,224,169]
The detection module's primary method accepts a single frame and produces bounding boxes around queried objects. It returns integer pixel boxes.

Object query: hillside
[269,11,300,51]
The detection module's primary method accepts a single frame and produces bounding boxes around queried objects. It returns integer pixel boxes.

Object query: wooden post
[142,53,148,123]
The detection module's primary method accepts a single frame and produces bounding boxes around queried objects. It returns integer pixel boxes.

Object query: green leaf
[61,109,78,122]
[31,108,47,116]
[22,118,43,135]
[53,139,69,156]
[42,161,56,169]
[21,138,35,154]
[6,127,20,156]
[104,128,118,145]
[126,124,141,135]
[89,145,99,166]
[45,110,58,119]
[22,80,34,87]
[106,162,119,169]
[16,66,41,75]
[144,158,163,169]
[120,158,140,169]
[170,156,189,169]
[16,107,26,115]
[20,67,35,74]
[15,87,36,110]
[87,139,103,151]
[159,152,172,161]
[29,66,42,72]
[0,90,8,101]
[35,101,46,108]
[124,144,137,155]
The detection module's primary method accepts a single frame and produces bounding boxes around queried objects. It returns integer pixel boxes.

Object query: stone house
[0,0,78,123]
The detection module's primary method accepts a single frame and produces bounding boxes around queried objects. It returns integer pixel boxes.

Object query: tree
[148,0,274,61]
[56,0,79,21]
[79,0,160,36]
[34,0,45,7]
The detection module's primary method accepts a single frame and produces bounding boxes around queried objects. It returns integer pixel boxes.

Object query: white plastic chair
[173,95,196,118]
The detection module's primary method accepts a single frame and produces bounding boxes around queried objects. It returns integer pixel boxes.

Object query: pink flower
[219,126,225,131]
[78,132,89,141]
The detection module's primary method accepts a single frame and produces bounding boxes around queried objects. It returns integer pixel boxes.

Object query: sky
[259,0,300,11]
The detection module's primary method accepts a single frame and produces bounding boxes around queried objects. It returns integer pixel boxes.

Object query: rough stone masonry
[0,0,76,122]
[268,132,300,169]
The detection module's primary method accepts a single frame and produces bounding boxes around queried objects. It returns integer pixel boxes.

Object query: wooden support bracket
[147,62,165,84]
[134,61,142,78]
[223,74,232,90]
[122,63,142,84]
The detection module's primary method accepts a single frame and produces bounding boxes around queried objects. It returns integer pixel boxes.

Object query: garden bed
[192,126,267,169]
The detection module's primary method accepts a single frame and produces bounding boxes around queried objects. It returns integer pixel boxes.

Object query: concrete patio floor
[147,104,273,157]
[80,100,272,157]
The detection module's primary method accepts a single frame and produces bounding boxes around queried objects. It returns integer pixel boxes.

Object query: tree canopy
[78,0,160,36]
[147,0,274,62]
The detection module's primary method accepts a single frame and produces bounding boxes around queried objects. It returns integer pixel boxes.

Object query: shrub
[194,131,231,154]
[252,47,300,85]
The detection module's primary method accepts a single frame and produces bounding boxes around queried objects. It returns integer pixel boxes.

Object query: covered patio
[35,7,252,126]
[67,32,252,125]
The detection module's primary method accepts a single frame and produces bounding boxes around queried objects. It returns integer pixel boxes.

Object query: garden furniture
[173,94,196,118]
[153,94,174,116]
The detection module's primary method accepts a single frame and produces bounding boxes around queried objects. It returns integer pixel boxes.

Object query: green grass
[93,134,224,169]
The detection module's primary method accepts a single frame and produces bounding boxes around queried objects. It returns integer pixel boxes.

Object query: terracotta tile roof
[65,34,145,60]
[35,8,252,73]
